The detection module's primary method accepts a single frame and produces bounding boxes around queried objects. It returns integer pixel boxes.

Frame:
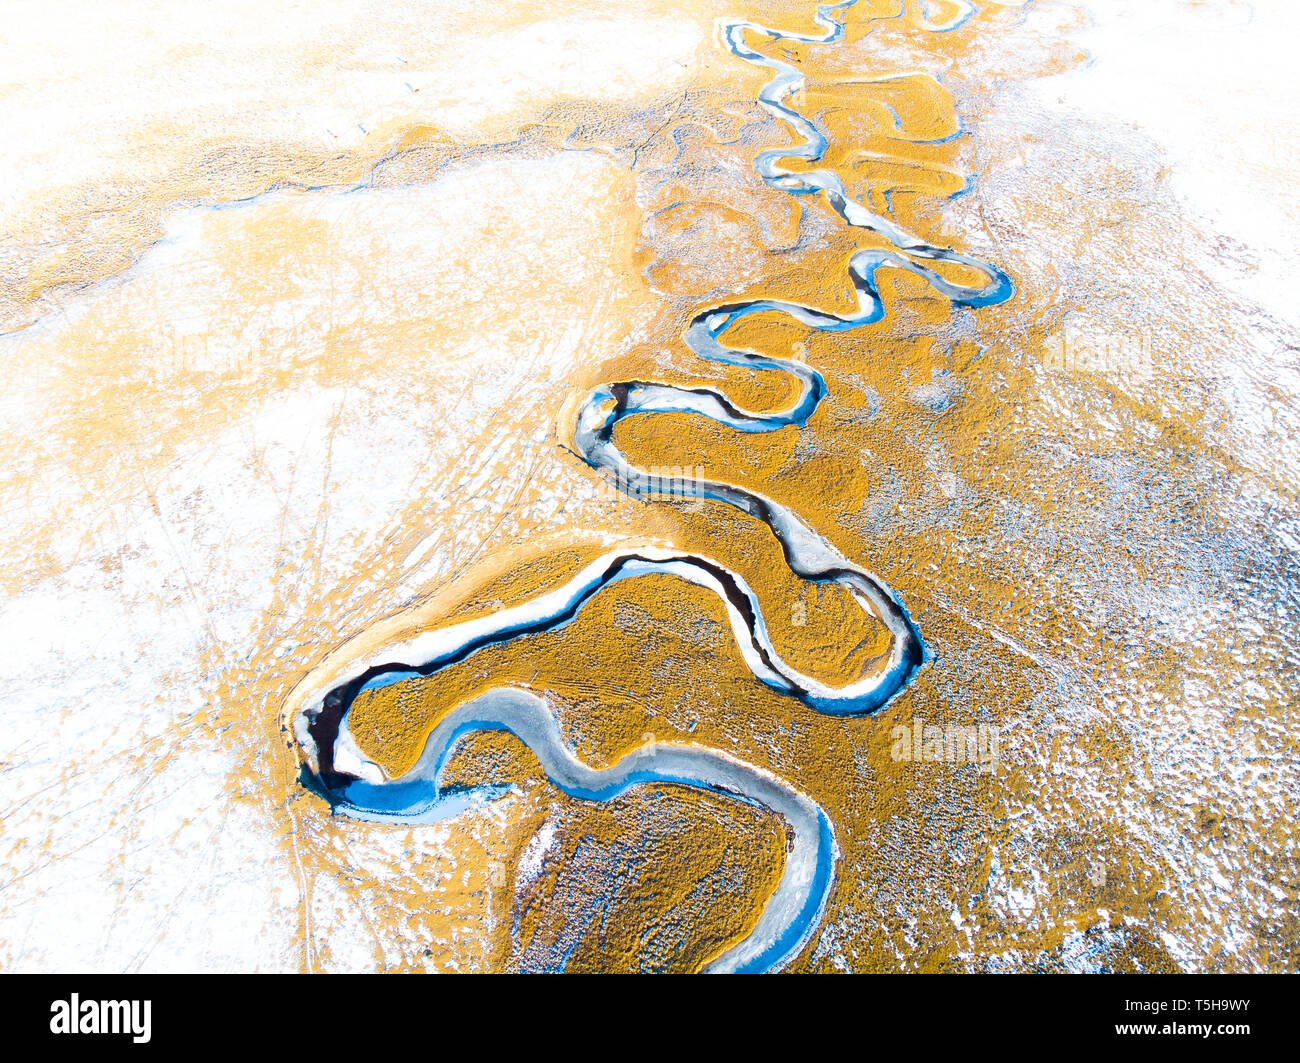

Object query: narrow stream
[285,0,1012,972]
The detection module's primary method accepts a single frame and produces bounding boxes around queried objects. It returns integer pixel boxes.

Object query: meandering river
[286,0,1012,972]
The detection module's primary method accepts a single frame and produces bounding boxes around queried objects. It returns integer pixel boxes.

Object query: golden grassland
[3,0,1295,971]
[206,1,1300,971]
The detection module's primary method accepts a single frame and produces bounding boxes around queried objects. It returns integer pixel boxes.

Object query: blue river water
[288,0,1013,972]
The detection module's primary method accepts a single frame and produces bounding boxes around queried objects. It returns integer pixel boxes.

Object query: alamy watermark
[1042,313,1155,376]
[50,994,151,1043]
[595,465,709,508]
[891,715,1001,773]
